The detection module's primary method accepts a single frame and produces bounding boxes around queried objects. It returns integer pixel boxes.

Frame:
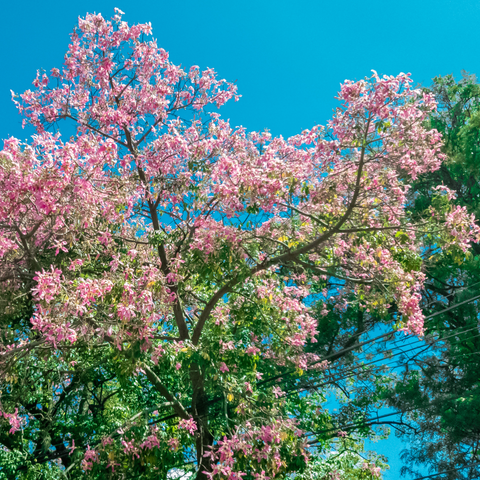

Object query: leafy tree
[0,11,477,480]
[384,72,480,480]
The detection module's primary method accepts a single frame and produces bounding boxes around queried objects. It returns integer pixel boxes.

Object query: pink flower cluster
[362,462,382,478]
[205,420,304,480]
[0,408,23,434]
[178,417,198,436]
[81,445,100,471]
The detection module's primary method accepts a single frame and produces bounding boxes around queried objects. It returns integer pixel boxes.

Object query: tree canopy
[381,72,480,480]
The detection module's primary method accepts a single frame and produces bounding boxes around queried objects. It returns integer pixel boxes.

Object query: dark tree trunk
[190,363,214,480]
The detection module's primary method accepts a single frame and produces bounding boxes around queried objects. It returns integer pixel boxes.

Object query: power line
[18,321,480,461]
[426,294,480,320]
[6,295,480,471]
[423,280,480,309]
[411,460,480,480]
[37,327,480,467]
[286,326,480,397]
[306,385,480,439]
[281,322,480,394]
[260,292,480,388]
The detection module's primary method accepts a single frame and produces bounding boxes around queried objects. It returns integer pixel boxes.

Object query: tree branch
[142,365,190,420]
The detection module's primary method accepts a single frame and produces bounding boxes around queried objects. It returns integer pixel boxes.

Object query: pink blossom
[178,418,197,435]
[122,439,140,459]
[168,437,180,451]
[362,462,381,478]
[2,408,23,434]
[81,445,99,471]
[219,362,229,373]
[272,386,284,398]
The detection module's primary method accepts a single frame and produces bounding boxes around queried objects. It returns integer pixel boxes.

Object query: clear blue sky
[2,0,479,478]
[3,0,480,142]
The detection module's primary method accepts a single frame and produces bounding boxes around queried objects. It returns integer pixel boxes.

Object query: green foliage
[383,72,480,480]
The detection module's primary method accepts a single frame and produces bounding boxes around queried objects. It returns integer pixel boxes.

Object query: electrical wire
[285,326,480,397]
[6,294,480,473]
[18,318,480,460]
[284,322,480,392]
[260,291,480,387]
[31,327,480,468]
[411,460,480,480]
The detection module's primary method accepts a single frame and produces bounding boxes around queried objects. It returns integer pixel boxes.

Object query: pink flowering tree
[0,9,478,480]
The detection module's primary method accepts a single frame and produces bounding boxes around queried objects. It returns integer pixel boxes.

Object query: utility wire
[411,460,480,480]
[35,327,480,466]
[19,316,480,460]
[260,291,480,387]
[284,322,480,391]
[8,295,480,469]
[286,326,480,397]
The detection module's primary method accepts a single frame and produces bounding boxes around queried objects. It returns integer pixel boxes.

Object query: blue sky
[3,0,480,142]
[2,0,480,478]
